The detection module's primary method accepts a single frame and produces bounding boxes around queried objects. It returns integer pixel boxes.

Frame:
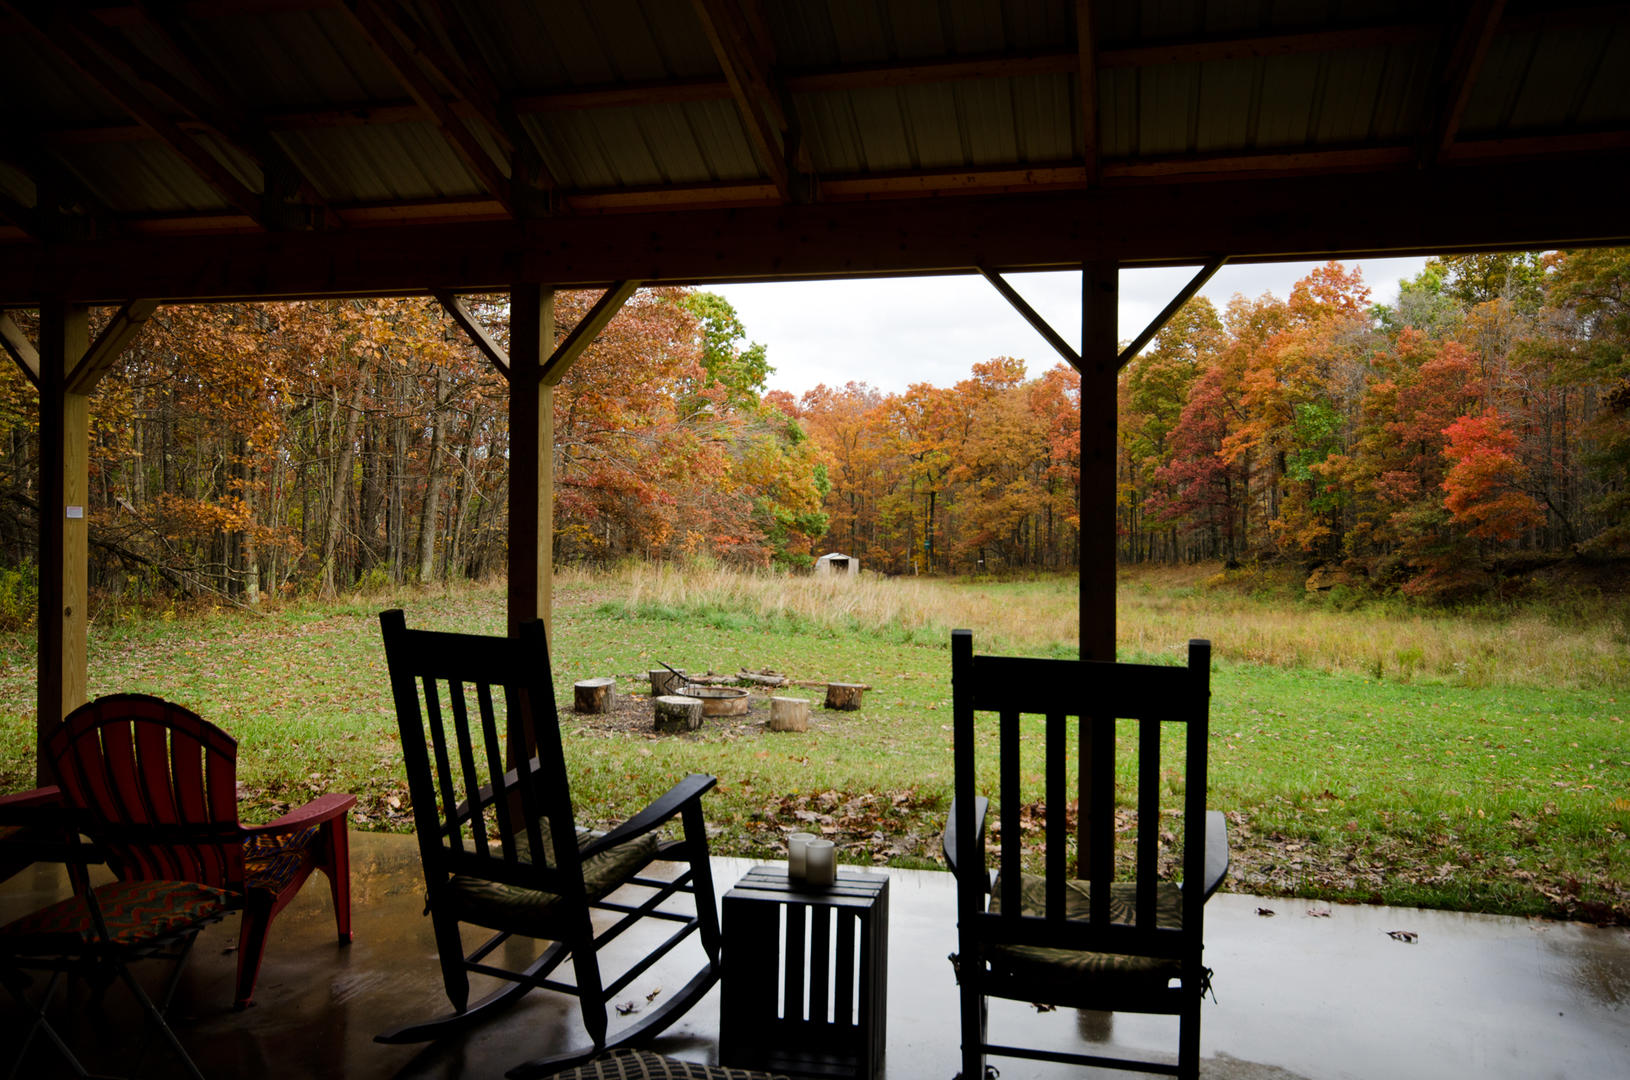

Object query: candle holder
[803,838,836,887]
[787,832,817,880]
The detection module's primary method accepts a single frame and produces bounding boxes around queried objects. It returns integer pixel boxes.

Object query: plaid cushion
[0,878,231,949]
[244,824,320,893]
[448,820,658,939]
[542,1049,788,1080]
[984,873,1185,996]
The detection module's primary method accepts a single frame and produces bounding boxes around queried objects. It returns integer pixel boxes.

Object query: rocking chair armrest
[248,792,358,837]
[0,785,61,809]
[941,795,989,879]
[1201,809,1230,902]
[581,773,717,859]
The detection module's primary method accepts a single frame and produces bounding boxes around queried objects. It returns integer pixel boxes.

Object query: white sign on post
[66,506,84,519]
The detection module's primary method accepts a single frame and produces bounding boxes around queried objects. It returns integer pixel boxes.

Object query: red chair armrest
[0,785,62,809]
[246,792,357,836]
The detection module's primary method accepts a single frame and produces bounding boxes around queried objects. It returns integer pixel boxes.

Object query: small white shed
[814,552,859,576]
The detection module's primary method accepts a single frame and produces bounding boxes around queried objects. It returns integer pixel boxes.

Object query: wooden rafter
[978,267,1082,371]
[342,0,516,216]
[0,312,39,386]
[690,0,793,201]
[68,299,158,394]
[1117,258,1227,369]
[1427,0,1506,164]
[433,291,509,379]
[127,3,335,228]
[4,2,262,221]
[1076,0,1099,185]
[540,281,640,386]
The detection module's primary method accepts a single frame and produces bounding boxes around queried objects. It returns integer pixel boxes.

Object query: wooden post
[507,284,553,766]
[1079,261,1118,872]
[37,302,89,786]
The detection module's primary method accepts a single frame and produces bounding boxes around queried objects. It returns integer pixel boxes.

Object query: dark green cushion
[542,1049,787,1079]
[984,873,1184,996]
[448,820,658,938]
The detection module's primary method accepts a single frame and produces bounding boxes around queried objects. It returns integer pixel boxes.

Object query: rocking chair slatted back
[47,694,244,889]
[379,611,579,898]
[953,631,1211,960]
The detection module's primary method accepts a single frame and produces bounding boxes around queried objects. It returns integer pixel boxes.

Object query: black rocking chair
[944,630,1230,1080]
[376,609,723,1078]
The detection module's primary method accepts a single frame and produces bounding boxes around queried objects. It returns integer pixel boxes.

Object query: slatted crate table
[719,866,889,1079]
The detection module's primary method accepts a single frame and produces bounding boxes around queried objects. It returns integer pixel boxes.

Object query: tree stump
[649,668,686,697]
[769,696,810,732]
[825,683,866,710]
[654,695,704,733]
[574,677,616,714]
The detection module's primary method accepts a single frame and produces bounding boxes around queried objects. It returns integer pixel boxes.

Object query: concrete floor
[2,830,1626,1079]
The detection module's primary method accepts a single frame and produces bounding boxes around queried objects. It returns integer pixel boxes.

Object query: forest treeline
[0,249,1625,619]
[789,250,1630,597]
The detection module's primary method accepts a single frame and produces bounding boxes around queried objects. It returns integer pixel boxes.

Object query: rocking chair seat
[1,878,232,949]
[985,873,1184,998]
[541,1048,788,1079]
[451,824,660,939]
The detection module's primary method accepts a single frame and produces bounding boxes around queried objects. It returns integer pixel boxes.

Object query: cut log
[738,669,789,687]
[574,677,616,714]
[649,668,687,697]
[769,696,810,732]
[654,695,704,733]
[825,683,866,710]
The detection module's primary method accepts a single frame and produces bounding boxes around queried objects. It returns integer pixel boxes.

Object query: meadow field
[1,562,1625,922]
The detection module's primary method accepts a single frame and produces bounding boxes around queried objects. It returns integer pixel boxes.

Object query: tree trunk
[769,696,810,732]
[319,371,367,598]
[825,683,866,710]
[654,695,704,733]
[417,368,448,581]
[574,677,616,714]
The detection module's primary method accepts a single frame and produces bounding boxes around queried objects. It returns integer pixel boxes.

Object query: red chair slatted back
[48,694,245,890]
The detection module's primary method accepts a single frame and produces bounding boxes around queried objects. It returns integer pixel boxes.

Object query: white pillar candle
[803,839,836,887]
[788,832,817,879]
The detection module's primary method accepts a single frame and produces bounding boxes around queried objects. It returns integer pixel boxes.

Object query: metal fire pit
[681,685,750,717]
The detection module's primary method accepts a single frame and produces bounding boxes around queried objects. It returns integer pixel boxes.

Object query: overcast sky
[713,256,1431,397]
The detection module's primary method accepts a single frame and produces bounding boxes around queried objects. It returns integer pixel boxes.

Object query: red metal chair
[48,693,356,1008]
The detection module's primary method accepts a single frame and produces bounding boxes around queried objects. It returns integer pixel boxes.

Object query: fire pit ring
[681,685,750,717]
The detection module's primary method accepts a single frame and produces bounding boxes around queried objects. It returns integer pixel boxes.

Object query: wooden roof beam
[978,267,1082,372]
[67,299,158,394]
[539,281,640,386]
[1117,257,1227,369]
[433,291,509,380]
[1076,0,1099,186]
[1426,0,1506,165]
[5,3,263,222]
[691,0,794,202]
[0,312,39,387]
[342,0,516,217]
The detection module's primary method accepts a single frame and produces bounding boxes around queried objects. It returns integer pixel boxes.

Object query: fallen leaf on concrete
[1386,930,1418,943]
[1306,907,1332,918]
[1255,907,1276,917]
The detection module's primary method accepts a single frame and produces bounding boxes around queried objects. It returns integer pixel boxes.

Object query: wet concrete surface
[2,830,1625,1079]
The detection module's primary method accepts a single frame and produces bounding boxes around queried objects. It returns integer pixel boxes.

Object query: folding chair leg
[5,970,90,1080]
[132,930,207,1078]
[115,959,207,1080]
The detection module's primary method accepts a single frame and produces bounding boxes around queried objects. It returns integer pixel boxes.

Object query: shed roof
[0,0,1626,303]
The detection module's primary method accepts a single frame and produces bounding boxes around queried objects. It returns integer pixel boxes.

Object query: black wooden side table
[719,866,889,1079]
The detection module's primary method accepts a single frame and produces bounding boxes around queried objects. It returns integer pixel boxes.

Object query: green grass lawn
[1,566,1625,923]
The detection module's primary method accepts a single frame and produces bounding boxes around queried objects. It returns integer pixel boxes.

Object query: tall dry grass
[580,561,1628,690]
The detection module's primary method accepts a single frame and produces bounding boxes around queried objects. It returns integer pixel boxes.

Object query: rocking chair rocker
[376,610,723,1079]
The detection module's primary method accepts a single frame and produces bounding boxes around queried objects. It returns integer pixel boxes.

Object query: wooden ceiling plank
[1429,0,1506,163]
[1076,0,1099,186]
[978,266,1082,370]
[342,0,516,216]
[0,311,40,387]
[433,290,509,379]
[67,298,158,394]
[1117,257,1226,368]
[379,0,515,160]
[690,0,791,201]
[5,4,263,221]
[539,280,640,386]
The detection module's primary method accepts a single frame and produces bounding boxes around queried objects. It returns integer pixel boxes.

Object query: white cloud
[713,256,1430,396]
